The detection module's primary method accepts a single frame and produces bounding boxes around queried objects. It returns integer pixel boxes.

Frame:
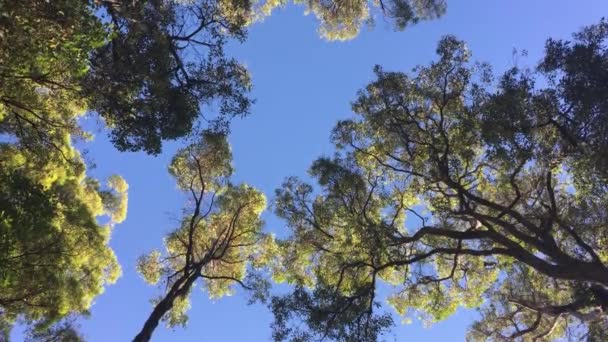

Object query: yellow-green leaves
[0,2,128,326]
[168,132,233,191]
[0,0,108,166]
[105,175,129,224]
[136,134,271,337]
[270,29,608,341]
[200,184,267,298]
[137,251,164,285]
[108,174,129,193]
[164,295,191,328]
[0,152,126,332]
[253,0,446,41]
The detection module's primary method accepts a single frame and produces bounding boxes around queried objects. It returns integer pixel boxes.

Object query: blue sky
[17,1,608,341]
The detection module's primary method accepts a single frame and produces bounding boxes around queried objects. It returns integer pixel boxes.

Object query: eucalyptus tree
[88,0,253,154]
[0,1,129,330]
[256,0,446,40]
[270,20,608,341]
[1,0,254,156]
[0,151,128,338]
[0,0,253,335]
[134,132,274,342]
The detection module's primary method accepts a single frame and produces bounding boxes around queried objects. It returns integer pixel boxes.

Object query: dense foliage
[270,21,608,341]
[0,0,250,337]
[134,132,273,342]
[2,0,606,341]
[0,1,129,338]
[87,0,253,154]
[0,154,128,339]
[1,0,253,155]
[256,0,446,40]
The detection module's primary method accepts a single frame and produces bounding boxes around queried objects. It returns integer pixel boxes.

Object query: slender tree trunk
[132,295,176,342]
[133,273,198,342]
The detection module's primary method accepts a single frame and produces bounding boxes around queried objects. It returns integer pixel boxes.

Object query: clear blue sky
[17,1,608,341]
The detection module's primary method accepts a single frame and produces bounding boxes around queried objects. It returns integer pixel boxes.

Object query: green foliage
[168,131,233,191]
[0,148,126,333]
[24,316,85,342]
[134,133,273,341]
[1,0,253,156]
[1,0,253,334]
[105,175,129,223]
[86,0,253,154]
[271,285,394,342]
[0,2,129,324]
[137,251,164,286]
[271,21,608,341]
[0,0,107,158]
[255,0,446,40]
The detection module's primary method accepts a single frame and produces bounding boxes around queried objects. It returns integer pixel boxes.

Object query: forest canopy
[133,132,273,342]
[269,20,608,341]
[1,0,607,341]
[255,0,446,40]
[0,0,251,337]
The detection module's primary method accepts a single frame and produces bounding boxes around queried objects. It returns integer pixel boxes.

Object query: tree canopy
[0,0,448,335]
[0,143,128,338]
[269,21,608,341]
[1,0,607,341]
[87,0,253,154]
[0,0,252,336]
[256,0,446,40]
[0,1,129,334]
[134,132,274,342]
[1,0,253,155]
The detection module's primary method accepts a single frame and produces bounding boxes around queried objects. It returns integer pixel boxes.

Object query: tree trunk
[132,295,175,342]
[133,273,198,342]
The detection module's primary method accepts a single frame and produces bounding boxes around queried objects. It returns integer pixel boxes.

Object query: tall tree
[270,20,608,341]
[0,149,129,337]
[88,0,253,154]
[0,0,251,335]
[256,0,446,40]
[134,132,274,342]
[1,0,253,156]
[0,1,130,337]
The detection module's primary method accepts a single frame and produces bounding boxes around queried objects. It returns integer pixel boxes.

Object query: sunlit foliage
[0,148,128,336]
[270,21,608,341]
[1,0,254,155]
[0,3,126,331]
[255,0,446,40]
[134,132,274,342]
[0,0,253,336]
[88,0,253,154]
